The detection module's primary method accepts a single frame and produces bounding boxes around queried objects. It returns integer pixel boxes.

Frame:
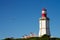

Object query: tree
[4,37,14,40]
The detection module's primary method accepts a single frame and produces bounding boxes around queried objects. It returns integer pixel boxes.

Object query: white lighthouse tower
[39,8,50,37]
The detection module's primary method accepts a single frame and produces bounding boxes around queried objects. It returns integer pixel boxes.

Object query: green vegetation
[3,34,60,40]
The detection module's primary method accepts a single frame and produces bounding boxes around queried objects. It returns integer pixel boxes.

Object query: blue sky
[0,0,60,39]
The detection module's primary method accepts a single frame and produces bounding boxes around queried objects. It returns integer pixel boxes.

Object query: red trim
[42,14,46,17]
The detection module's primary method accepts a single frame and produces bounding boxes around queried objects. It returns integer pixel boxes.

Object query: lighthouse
[39,8,50,37]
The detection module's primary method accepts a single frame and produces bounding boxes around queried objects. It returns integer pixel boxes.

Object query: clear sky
[0,0,60,39]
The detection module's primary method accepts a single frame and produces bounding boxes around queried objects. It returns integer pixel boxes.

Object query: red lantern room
[42,8,47,17]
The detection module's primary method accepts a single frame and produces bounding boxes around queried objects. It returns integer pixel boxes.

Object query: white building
[39,8,50,37]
